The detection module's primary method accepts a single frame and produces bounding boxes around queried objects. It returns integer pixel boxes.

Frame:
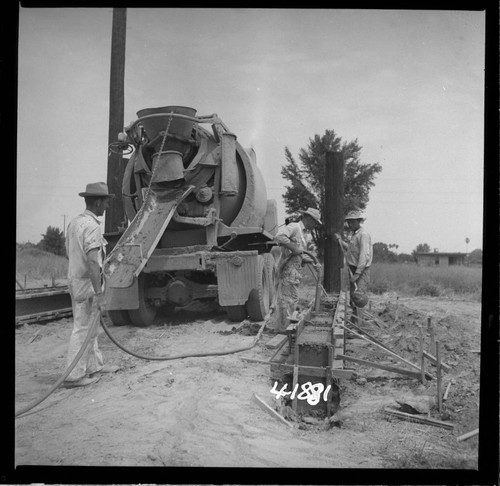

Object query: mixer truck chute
[103,106,278,326]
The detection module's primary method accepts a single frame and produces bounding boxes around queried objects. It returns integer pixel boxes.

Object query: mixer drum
[123,106,268,232]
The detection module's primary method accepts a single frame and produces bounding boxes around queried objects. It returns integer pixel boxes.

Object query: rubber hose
[16,255,279,416]
[100,313,268,361]
[15,310,101,418]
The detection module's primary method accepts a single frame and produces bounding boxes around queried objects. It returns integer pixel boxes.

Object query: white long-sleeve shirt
[274,221,307,259]
[345,227,372,274]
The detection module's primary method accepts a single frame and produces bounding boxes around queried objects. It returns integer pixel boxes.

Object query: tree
[468,248,482,264]
[411,243,431,261]
[372,242,399,263]
[281,130,382,254]
[397,253,414,263]
[38,226,66,256]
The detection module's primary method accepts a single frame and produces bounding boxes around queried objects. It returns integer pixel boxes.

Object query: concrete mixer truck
[103,106,278,327]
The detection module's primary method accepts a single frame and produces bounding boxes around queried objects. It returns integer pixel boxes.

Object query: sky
[17,8,486,255]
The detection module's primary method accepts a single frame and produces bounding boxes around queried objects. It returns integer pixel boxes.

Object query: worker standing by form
[271,208,323,332]
[63,182,119,388]
[335,210,372,319]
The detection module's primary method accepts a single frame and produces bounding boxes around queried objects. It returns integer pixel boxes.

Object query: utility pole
[323,151,344,293]
[62,214,67,237]
[105,7,127,237]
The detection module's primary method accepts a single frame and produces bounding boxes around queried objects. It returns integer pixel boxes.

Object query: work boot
[63,376,101,388]
[89,365,120,377]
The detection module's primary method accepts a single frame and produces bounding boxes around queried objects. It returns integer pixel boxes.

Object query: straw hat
[300,207,322,225]
[344,210,365,221]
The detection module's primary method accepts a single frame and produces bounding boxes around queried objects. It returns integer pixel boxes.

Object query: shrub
[415,282,442,297]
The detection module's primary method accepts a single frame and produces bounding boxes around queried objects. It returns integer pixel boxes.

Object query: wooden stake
[436,341,442,413]
[419,325,425,384]
[428,317,435,354]
[384,408,454,429]
[27,329,41,345]
[395,296,399,322]
[443,381,452,401]
[457,428,479,442]
[314,264,322,312]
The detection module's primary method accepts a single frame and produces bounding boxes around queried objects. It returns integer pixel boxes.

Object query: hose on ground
[15,310,101,418]
[99,312,268,361]
[15,307,269,418]
[16,250,305,417]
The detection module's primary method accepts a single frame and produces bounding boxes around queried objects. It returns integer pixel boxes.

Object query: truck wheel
[107,310,132,326]
[247,255,270,321]
[128,275,157,327]
[224,305,248,322]
[263,253,277,307]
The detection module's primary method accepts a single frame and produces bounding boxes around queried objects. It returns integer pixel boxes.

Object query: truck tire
[224,305,248,322]
[107,309,132,326]
[263,253,277,307]
[128,275,157,327]
[247,255,270,321]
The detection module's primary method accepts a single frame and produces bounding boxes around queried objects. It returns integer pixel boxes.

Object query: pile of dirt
[217,321,262,336]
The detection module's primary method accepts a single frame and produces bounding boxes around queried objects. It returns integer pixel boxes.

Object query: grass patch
[369,263,482,301]
[377,421,477,469]
[16,248,68,284]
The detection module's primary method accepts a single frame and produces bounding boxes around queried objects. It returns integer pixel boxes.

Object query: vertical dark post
[323,151,344,293]
[105,8,127,235]
[419,325,425,384]
[436,341,442,412]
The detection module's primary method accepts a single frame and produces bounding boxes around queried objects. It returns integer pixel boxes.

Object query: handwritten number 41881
[270,381,331,406]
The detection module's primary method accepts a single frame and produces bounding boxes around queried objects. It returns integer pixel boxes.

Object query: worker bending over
[64,182,119,388]
[271,208,323,331]
[335,210,372,319]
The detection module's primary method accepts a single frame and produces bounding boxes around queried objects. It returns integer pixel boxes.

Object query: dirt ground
[15,289,481,471]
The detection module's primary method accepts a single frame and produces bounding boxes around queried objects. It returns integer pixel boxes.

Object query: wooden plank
[337,323,434,380]
[252,394,293,428]
[326,345,333,416]
[292,327,300,412]
[360,309,386,328]
[265,334,288,349]
[292,364,299,413]
[384,408,454,429]
[345,318,397,354]
[240,357,271,365]
[272,363,354,379]
[422,350,451,372]
[457,428,479,442]
[337,354,430,380]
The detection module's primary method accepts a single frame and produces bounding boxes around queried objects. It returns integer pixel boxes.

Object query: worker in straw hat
[63,182,120,388]
[335,210,372,319]
[270,207,323,331]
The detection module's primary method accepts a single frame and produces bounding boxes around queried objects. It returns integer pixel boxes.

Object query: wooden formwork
[269,291,355,416]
